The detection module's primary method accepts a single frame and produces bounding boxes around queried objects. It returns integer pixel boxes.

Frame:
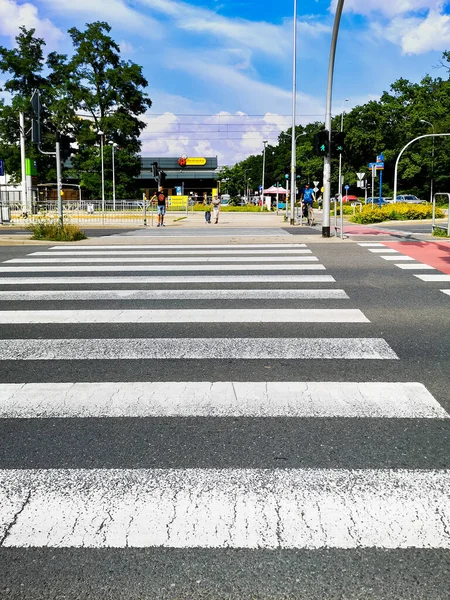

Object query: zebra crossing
[359,241,450,297]
[0,242,449,557]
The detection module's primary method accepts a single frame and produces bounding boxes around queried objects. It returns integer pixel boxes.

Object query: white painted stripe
[0,309,369,324]
[49,244,308,250]
[369,249,399,253]
[6,256,319,264]
[0,264,326,273]
[358,242,385,247]
[380,256,414,261]
[415,274,450,282]
[1,468,448,548]
[441,290,450,296]
[395,264,435,270]
[0,381,445,419]
[32,249,313,256]
[0,289,349,301]
[0,338,398,360]
[0,275,337,285]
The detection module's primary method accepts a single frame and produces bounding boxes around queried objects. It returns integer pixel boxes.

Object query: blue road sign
[0,160,4,177]
[369,162,384,169]
[344,185,350,191]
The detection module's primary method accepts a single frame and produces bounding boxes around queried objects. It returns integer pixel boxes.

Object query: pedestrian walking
[205,205,211,223]
[152,186,167,227]
[211,194,220,224]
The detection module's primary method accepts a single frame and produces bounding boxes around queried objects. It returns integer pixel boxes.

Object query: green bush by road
[349,203,443,224]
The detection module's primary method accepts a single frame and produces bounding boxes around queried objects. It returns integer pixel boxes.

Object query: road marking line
[0,275,337,285]
[0,264,326,273]
[1,468,448,548]
[0,381,445,419]
[380,256,415,261]
[0,289,349,301]
[395,264,435,270]
[441,290,450,296]
[369,249,399,253]
[6,256,320,264]
[48,244,308,250]
[0,338,398,360]
[357,243,384,247]
[0,309,370,324]
[31,249,314,256]
[415,274,450,282]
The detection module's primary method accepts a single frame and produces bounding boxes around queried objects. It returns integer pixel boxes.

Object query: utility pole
[322,0,345,238]
[19,112,28,215]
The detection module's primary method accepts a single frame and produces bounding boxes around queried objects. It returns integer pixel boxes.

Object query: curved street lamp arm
[393,133,450,201]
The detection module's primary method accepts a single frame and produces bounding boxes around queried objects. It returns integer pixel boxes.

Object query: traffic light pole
[322,0,345,238]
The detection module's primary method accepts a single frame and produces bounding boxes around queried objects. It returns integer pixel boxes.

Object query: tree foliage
[0,22,152,198]
[226,60,450,200]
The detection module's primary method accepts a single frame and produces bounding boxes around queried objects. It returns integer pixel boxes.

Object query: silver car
[395,195,425,204]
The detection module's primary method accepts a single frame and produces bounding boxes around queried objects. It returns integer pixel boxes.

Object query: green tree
[48,21,152,199]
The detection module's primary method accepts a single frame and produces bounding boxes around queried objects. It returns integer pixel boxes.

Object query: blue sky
[1,0,450,165]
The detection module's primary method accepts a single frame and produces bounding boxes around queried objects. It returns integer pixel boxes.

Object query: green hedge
[349,203,443,224]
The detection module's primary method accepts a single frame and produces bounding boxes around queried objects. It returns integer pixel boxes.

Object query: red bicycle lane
[380,241,450,275]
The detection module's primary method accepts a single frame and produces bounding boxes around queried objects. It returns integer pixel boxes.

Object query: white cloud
[331,0,440,18]
[34,0,162,39]
[137,0,330,57]
[382,10,450,54]
[0,0,63,46]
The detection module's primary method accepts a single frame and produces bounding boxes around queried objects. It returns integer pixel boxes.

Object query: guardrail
[432,193,450,236]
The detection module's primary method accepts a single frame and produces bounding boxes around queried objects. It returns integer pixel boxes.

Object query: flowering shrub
[350,203,443,224]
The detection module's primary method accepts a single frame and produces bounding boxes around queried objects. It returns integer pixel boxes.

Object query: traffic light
[313,130,329,156]
[159,171,167,185]
[59,134,76,161]
[332,131,345,154]
[152,161,158,178]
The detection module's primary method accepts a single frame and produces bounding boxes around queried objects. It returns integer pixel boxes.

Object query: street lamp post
[261,140,268,211]
[420,119,435,204]
[337,98,349,199]
[98,130,105,222]
[393,133,450,202]
[322,0,345,238]
[290,0,298,225]
[109,141,118,210]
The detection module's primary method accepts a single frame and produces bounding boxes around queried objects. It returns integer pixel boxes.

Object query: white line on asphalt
[6,256,319,264]
[31,249,313,256]
[441,290,450,296]
[0,289,349,301]
[1,468,448,548]
[395,264,435,270]
[357,243,385,247]
[0,275,337,285]
[0,338,398,360]
[0,381,446,419]
[0,264,326,273]
[380,256,415,261]
[415,274,450,282]
[368,249,399,253]
[0,309,370,324]
[49,244,308,250]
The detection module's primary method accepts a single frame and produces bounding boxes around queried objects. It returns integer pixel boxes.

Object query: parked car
[395,195,425,204]
[365,197,392,206]
[341,195,359,203]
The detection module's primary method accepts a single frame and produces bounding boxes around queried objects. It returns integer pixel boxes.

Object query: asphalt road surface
[0,240,449,599]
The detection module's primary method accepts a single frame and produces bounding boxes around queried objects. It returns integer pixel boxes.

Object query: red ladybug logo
[178,157,187,167]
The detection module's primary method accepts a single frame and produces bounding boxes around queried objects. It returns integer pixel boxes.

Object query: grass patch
[28,219,87,241]
[432,227,450,238]
[349,203,443,224]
